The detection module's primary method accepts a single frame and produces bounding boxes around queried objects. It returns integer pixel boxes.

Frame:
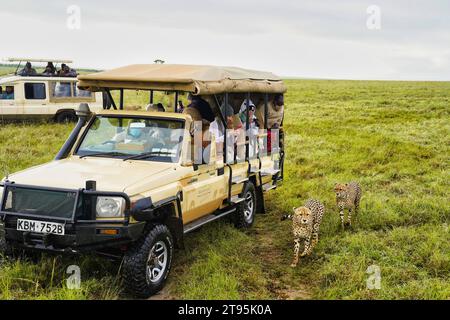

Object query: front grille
[2,186,78,219]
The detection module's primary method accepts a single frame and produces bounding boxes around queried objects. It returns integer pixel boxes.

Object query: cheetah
[334,182,362,229]
[281,199,325,267]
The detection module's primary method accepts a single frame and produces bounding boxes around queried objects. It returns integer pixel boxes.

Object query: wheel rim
[146,241,168,284]
[243,190,254,223]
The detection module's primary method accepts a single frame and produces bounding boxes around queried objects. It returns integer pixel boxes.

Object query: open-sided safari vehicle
[0,64,286,298]
[0,58,104,122]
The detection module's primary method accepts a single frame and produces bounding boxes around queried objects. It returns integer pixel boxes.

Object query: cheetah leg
[306,232,319,256]
[291,238,301,267]
[339,209,345,229]
[347,208,352,227]
[300,237,311,257]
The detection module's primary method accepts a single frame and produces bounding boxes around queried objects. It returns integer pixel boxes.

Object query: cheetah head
[293,207,313,225]
[334,183,348,199]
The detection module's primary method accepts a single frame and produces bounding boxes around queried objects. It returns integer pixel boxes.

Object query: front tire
[122,224,173,298]
[55,111,77,123]
[234,182,257,228]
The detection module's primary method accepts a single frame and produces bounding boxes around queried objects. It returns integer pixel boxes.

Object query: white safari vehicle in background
[0,58,103,122]
[0,64,286,298]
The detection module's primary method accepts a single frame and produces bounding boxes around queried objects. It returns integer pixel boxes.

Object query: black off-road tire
[233,182,257,229]
[122,224,174,298]
[55,111,77,123]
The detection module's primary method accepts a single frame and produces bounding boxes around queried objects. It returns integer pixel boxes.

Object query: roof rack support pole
[264,93,269,155]
[150,90,154,104]
[174,91,179,113]
[264,93,268,130]
[105,89,117,110]
[224,93,229,164]
[245,92,250,160]
[14,60,22,75]
[214,93,228,164]
[119,88,124,110]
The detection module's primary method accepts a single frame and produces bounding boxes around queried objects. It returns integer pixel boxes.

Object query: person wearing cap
[18,62,37,76]
[239,99,259,129]
[183,94,215,164]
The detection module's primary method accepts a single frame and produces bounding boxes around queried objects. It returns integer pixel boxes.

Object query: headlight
[96,197,125,218]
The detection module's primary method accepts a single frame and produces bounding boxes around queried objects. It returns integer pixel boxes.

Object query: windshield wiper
[123,151,174,161]
[79,151,129,159]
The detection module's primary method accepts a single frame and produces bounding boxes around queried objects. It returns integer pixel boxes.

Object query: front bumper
[0,218,145,253]
[0,181,145,253]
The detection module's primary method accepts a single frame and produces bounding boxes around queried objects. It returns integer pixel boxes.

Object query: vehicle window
[24,83,46,100]
[0,85,15,100]
[72,83,92,97]
[50,81,72,97]
[76,116,185,163]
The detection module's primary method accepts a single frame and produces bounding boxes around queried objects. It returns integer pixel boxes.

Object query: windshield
[76,116,185,163]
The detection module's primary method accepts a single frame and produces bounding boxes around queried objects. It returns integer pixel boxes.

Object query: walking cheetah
[334,182,362,228]
[281,199,325,267]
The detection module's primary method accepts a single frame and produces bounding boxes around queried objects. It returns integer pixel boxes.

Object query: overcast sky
[1,0,449,80]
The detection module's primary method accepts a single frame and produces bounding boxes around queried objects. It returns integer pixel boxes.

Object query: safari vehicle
[0,58,103,122]
[0,64,286,298]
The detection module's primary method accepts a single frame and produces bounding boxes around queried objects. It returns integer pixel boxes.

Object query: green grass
[0,79,449,299]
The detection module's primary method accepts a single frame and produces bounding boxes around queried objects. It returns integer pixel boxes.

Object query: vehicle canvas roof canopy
[77,64,287,95]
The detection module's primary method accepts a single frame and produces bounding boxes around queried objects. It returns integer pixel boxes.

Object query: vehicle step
[232,176,249,184]
[230,195,245,204]
[262,183,277,192]
[183,208,236,234]
[261,168,280,177]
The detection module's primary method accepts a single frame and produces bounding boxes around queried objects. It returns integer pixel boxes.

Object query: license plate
[17,219,65,235]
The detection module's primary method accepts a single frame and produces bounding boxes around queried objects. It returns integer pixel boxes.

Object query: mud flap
[256,185,266,214]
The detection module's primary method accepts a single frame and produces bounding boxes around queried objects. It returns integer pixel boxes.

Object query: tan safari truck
[0,64,286,298]
[0,58,103,122]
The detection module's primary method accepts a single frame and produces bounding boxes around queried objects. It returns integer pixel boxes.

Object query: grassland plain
[0,79,449,300]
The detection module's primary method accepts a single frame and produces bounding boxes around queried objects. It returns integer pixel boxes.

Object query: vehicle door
[0,83,21,118]
[22,82,49,118]
[180,132,227,224]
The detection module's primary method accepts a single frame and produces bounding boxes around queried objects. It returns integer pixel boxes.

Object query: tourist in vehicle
[240,100,262,158]
[239,99,259,128]
[1,86,15,100]
[177,100,184,113]
[255,94,284,129]
[146,102,166,112]
[156,103,165,112]
[54,82,71,97]
[58,64,77,77]
[183,95,216,164]
[209,102,234,159]
[185,94,215,123]
[111,121,148,144]
[42,62,56,76]
[18,62,37,76]
[255,94,284,153]
[212,101,245,162]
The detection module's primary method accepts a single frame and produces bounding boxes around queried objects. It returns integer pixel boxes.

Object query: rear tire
[55,111,77,123]
[233,182,257,228]
[122,224,173,298]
